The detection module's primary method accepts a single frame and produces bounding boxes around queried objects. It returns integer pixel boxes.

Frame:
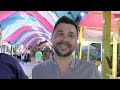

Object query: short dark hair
[53,16,78,34]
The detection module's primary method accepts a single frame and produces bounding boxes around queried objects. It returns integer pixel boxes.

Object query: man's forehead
[55,25,76,31]
[56,29,75,33]
[53,23,78,36]
[55,27,77,35]
[56,23,76,28]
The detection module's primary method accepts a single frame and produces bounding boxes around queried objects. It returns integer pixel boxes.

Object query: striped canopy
[0,11,80,47]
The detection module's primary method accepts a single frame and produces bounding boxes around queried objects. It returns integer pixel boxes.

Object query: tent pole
[79,26,83,59]
[87,42,90,62]
[102,11,111,79]
[112,35,118,79]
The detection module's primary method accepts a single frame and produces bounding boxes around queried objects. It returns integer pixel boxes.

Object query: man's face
[51,23,78,57]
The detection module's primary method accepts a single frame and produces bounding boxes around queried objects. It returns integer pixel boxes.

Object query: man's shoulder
[0,53,10,57]
[0,53,28,79]
[74,58,101,79]
[75,58,96,68]
[0,53,18,65]
[76,58,92,64]
[0,53,15,61]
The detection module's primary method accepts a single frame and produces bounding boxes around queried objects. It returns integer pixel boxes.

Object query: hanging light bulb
[80,12,85,17]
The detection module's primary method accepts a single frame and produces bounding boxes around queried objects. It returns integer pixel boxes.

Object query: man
[32,16,101,79]
[0,28,28,79]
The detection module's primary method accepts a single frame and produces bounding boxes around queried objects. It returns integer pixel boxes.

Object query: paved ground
[19,57,39,79]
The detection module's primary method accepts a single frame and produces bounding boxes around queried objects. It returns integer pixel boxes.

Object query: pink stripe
[5,26,44,42]
[26,11,53,32]
[0,11,16,21]
[20,32,49,44]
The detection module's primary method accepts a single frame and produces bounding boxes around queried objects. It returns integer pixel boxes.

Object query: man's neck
[53,54,72,66]
[53,54,73,78]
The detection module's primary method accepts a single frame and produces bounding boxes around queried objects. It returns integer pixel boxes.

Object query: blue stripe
[29,40,38,46]
[1,17,23,30]
[0,14,40,30]
[24,36,41,45]
[13,30,49,43]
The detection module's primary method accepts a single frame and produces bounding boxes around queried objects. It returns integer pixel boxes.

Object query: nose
[62,35,70,42]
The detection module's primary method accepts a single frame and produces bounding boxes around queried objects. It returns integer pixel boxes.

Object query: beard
[53,41,75,57]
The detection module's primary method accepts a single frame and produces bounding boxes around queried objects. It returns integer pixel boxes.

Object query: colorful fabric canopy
[0,11,79,47]
[0,11,58,46]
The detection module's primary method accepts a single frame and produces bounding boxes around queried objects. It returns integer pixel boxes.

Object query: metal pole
[112,35,118,79]
[102,11,111,79]
[79,26,83,59]
[87,42,90,62]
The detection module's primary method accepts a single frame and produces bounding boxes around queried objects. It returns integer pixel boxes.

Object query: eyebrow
[56,30,76,36]
[57,30,75,33]
[69,32,75,35]
[56,30,63,33]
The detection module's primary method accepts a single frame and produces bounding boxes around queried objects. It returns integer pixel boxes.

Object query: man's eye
[69,34,74,38]
[58,33,63,36]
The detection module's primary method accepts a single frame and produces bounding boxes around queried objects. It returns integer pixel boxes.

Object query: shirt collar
[70,56,76,70]
[51,56,76,71]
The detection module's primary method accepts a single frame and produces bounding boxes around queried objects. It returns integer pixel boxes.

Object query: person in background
[43,47,50,61]
[27,48,31,60]
[35,48,43,63]
[32,16,101,79]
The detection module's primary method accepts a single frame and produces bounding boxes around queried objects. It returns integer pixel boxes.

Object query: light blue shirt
[32,57,102,79]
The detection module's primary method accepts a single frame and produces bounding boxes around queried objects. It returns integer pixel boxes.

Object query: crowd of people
[35,47,53,63]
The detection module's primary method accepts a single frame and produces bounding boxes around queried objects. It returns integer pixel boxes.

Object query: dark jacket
[0,53,28,79]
